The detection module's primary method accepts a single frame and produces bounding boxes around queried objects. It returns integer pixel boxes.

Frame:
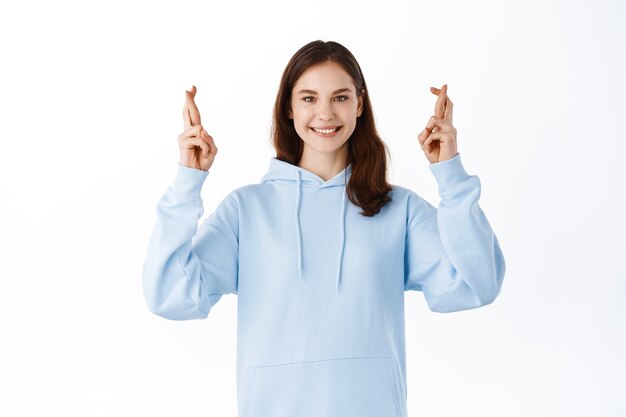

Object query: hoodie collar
[260,157,352,293]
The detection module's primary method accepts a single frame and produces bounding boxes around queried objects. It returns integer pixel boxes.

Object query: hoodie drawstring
[335,181,347,292]
[294,168,347,293]
[295,170,303,280]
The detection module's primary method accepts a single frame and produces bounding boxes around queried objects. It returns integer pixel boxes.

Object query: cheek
[335,105,354,119]
[293,110,315,128]
[294,106,311,117]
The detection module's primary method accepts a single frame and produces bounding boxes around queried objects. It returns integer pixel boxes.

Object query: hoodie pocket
[242,356,403,417]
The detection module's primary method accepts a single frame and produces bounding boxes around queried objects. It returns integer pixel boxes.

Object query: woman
[142,40,506,417]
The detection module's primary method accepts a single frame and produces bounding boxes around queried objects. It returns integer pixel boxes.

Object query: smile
[310,126,342,136]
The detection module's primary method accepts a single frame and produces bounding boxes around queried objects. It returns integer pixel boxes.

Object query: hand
[417,84,458,163]
[177,85,218,171]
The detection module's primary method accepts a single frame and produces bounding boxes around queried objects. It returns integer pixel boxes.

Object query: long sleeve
[403,152,506,313]
[142,163,239,320]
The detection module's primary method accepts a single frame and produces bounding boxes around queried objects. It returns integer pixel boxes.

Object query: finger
[430,88,453,121]
[419,122,441,145]
[424,130,450,147]
[201,129,214,142]
[433,84,447,118]
[419,114,450,141]
[418,127,429,145]
[444,96,453,121]
[431,86,447,121]
[429,85,445,96]
[181,124,204,138]
[185,85,202,126]
[184,136,211,158]
[418,123,435,145]
[201,130,219,155]
[183,101,192,130]
[419,129,437,152]
[424,131,440,146]
[182,134,208,150]
[425,115,450,132]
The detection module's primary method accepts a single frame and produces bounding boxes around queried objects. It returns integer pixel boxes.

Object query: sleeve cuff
[169,163,209,199]
[428,152,471,195]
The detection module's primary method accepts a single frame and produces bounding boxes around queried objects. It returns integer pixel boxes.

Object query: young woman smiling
[142,40,506,417]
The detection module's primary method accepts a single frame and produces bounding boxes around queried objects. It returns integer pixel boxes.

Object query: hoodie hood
[260,157,353,292]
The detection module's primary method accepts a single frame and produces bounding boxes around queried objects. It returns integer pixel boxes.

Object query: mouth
[310,126,342,137]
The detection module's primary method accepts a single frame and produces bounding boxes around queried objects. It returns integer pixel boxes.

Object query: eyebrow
[296,88,353,95]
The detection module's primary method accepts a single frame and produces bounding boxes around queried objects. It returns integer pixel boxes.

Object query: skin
[178,85,217,172]
[288,61,364,181]
[178,77,457,173]
[418,84,458,163]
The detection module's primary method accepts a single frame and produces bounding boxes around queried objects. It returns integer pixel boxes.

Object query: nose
[317,101,335,120]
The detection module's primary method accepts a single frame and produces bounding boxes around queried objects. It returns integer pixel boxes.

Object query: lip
[310,125,342,129]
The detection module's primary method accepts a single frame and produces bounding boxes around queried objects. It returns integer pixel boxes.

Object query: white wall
[1,0,624,416]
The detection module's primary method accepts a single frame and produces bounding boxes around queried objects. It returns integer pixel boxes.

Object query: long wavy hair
[271,40,392,217]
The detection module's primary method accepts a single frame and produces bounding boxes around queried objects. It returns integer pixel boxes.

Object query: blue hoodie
[142,152,506,417]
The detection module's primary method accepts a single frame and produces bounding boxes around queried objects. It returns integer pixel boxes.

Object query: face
[289,61,363,161]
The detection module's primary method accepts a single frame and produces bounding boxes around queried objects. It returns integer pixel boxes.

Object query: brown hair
[271,40,392,217]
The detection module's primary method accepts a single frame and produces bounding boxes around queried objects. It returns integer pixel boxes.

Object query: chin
[306,138,350,154]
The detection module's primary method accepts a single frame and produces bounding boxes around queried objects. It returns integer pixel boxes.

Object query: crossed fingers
[183,85,202,129]
[423,84,454,146]
[430,84,453,121]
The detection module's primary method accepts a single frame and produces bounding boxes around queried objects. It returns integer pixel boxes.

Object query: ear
[357,90,365,115]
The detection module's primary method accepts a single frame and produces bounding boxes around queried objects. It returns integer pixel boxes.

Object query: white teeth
[313,127,338,134]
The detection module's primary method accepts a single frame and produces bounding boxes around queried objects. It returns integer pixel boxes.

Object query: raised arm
[405,84,506,312]
[404,154,505,312]
[141,86,238,320]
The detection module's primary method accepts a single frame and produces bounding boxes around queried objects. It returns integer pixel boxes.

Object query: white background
[1,0,624,416]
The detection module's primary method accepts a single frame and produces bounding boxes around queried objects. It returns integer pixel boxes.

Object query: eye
[335,95,348,102]
[303,96,315,103]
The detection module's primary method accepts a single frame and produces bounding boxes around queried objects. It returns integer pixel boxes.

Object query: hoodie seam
[425,253,461,306]
[437,174,476,199]
[173,215,237,317]
[175,246,210,317]
[167,187,203,201]
[250,355,396,369]
[261,183,340,189]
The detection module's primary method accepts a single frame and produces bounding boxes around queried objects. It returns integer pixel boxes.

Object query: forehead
[293,61,355,92]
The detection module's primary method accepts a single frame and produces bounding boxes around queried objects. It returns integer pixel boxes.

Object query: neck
[297,146,348,181]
